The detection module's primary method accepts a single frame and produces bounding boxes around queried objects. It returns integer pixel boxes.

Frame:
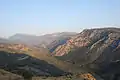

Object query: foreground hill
[0,43,104,80]
[0,69,101,80]
[53,28,120,80]
[0,51,66,78]
[0,43,98,77]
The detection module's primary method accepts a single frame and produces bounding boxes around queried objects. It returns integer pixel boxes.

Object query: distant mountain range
[0,32,77,52]
[9,32,77,46]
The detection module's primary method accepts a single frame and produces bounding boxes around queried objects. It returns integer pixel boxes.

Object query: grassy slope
[0,47,89,74]
[0,46,104,80]
[23,48,89,73]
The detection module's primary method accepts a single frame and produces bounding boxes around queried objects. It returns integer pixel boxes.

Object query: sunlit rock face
[53,28,120,80]
[53,28,120,56]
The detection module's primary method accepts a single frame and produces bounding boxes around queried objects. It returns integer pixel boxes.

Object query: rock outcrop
[53,28,120,80]
[53,28,120,56]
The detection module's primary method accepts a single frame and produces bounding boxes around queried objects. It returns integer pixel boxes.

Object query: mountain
[0,37,26,45]
[0,43,100,80]
[53,28,120,80]
[9,34,41,46]
[0,42,100,80]
[0,31,107,80]
[9,32,77,48]
[3,28,120,80]
[47,37,70,52]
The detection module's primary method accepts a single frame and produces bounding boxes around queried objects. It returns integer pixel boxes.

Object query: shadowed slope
[0,51,66,79]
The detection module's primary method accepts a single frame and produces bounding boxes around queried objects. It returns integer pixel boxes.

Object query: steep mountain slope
[47,37,70,52]
[53,28,120,80]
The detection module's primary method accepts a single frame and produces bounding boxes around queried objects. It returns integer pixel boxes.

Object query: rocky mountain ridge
[53,28,120,80]
[53,28,120,56]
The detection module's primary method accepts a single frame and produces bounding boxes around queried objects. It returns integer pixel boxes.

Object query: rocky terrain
[53,28,120,80]
[47,37,70,52]
[1,28,120,80]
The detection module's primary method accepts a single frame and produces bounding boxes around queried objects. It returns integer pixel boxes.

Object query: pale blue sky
[0,0,120,38]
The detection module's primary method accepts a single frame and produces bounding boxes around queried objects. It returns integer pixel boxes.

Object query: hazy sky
[0,0,120,38]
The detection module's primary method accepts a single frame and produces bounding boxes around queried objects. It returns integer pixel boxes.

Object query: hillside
[47,37,70,52]
[9,32,77,48]
[0,51,67,78]
[0,69,100,80]
[53,28,120,80]
[0,43,91,70]
[1,28,120,80]
[0,43,102,80]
